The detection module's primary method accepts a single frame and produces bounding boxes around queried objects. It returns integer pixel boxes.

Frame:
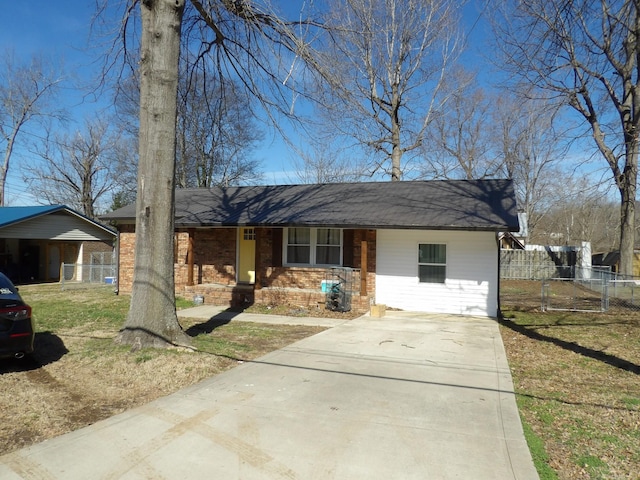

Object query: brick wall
[116,225,376,312]
[117,225,135,293]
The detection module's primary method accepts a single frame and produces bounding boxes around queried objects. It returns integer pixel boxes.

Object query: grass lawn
[0,283,326,455]
[500,280,640,480]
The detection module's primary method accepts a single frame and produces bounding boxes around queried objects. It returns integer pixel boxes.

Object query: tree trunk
[117,0,190,348]
[618,157,638,276]
[0,129,19,206]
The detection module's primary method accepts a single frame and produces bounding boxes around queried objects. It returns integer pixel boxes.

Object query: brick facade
[117,226,376,313]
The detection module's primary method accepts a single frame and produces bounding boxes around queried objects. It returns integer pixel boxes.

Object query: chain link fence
[59,252,116,289]
[541,266,640,312]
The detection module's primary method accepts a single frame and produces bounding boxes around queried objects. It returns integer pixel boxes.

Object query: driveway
[0,311,538,479]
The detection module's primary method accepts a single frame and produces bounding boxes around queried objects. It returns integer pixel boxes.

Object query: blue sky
[0,1,107,205]
[0,1,494,206]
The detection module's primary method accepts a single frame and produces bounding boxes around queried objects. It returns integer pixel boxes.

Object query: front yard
[1,280,638,479]
[0,283,327,455]
[500,280,640,480]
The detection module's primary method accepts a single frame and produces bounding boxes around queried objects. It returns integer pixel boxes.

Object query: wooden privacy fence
[500,248,577,280]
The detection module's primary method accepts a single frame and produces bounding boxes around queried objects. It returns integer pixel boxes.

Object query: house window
[418,243,446,283]
[287,228,311,264]
[243,228,256,240]
[285,228,342,266]
[316,228,341,265]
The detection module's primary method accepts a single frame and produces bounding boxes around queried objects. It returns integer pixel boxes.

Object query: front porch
[182,282,372,313]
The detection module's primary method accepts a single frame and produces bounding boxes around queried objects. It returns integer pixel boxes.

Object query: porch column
[187,229,195,286]
[255,228,262,290]
[360,231,368,296]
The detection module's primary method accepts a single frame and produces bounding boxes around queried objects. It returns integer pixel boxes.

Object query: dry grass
[500,280,640,479]
[0,284,325,455]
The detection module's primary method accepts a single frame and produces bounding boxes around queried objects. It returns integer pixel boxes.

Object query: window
[316,228,341,265]
[285,228,342,266]
[287,228,311,264]
[243,228,256,240]
[418,244,446,283]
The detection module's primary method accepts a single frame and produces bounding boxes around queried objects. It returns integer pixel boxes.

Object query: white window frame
[417,243,447,284]
[284,227,343,266]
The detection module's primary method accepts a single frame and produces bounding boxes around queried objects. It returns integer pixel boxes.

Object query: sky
[0,1,107,205]
[0,1,495,207]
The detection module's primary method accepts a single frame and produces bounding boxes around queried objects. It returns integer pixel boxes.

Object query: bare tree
[292,140,367,184]
[112,0,319,348]
[175,73,263,188]
[494,94,570,239]
[493,0,640,275]
[532,180,619,252]
[25,119,120,218]
[113,61,264,192]
[0,53,64,206]
[110,135,139,210]
[311,0,462,181]
[422,77,498,180]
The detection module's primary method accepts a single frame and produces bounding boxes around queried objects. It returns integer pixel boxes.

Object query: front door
[238,228,256,284]
[48,244,61,281]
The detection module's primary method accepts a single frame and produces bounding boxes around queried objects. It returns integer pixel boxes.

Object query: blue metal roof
[0,205,66,228]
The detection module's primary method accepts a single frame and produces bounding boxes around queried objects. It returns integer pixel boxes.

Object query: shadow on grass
[184,309,243,336]
[0,332,68,373]
[498,316,640,375]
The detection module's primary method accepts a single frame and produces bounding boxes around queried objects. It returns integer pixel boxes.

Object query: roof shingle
[101,179,519,231]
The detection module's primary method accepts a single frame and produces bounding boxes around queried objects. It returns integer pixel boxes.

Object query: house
[0,205,116,283]
[499,212,528,249]
[592,249,640,277]
[101,179,519,317]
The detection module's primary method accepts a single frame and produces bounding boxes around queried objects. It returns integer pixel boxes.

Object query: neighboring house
[499,212,528,250]
[101,179,519,317]
[592,250,640,277]
[0,206,116,283]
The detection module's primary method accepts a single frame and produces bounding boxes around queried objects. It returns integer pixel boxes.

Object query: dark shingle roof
[101,179,519,231]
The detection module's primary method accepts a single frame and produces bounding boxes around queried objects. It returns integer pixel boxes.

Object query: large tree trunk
[117,0,190,348]
[618,152,638,277]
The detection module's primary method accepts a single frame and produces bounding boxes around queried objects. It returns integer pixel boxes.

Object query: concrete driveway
[0,311,539,479]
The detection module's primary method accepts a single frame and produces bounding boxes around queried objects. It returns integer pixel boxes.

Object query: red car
[0,273,34,359]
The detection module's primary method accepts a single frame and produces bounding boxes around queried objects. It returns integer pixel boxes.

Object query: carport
[0,206,115,283]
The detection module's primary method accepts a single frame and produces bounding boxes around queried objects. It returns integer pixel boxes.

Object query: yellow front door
[238,228,256,284]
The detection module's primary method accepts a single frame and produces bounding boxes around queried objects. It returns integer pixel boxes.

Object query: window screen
[418,244,446,283]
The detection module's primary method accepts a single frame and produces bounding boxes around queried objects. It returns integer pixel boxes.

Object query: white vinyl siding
[376,230,498,316]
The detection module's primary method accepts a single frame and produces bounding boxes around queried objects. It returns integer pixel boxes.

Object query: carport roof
[102,179,520,232]
[0,205,62,228]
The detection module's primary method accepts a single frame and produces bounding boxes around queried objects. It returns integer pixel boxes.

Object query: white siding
[0,212,114,241]
[376,230,498,317]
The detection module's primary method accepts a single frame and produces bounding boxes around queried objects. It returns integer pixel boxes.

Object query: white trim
[283,227,343,267]
[417,242,447,284]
